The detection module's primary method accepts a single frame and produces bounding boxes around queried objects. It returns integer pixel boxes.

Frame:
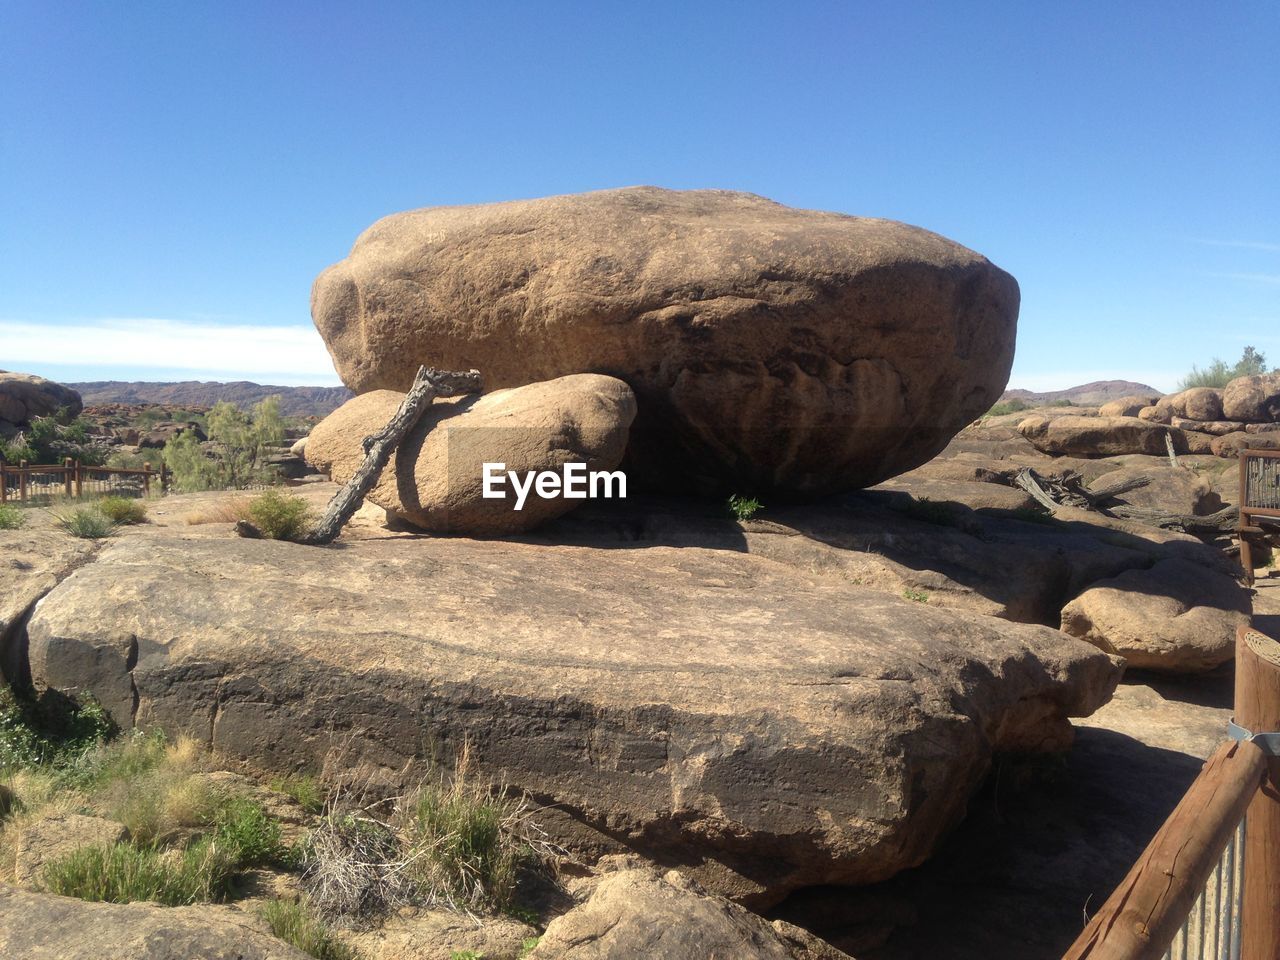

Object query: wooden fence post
[143,462,151,497]
[74,460,82,498]
[1237,624,1280,960]
[18,460,27,502]
[63,457,74,498]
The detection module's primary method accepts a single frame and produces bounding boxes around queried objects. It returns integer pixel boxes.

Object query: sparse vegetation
[903,588,929,603]
[41,835,238,905]
[984,397,1030,418]
[1178,345,1268,390]
[162,395,285,492]
[1007,506,1057,525]
[0,686,115,774]
[52,505,117,539]
[0,410,109,467]
[0,504,26,530]
[184,496,253,526]
[894,496,960,527]
[271,773,325,814]
[259,898,357,960]
[727,494,763,522]
[519,938,541,958]
[96,495,147,525]
[247,489,313,540]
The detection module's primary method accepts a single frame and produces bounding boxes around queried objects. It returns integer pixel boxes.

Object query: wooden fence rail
[1062,625,1280,960]
[1240,448,1280,585]
[0,458,159,502]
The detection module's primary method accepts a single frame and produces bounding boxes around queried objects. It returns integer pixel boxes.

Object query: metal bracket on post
[1228,718,1280,757]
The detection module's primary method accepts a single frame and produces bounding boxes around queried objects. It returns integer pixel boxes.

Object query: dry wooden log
[1164,429,1179,467]
[299,365,482,545]
[1106,504,1239,536]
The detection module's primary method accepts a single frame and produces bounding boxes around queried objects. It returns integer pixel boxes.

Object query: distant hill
[999,380,1161,408]
[70,380,354,418]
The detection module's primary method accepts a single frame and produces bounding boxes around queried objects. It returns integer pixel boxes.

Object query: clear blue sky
[2,1,1276,391]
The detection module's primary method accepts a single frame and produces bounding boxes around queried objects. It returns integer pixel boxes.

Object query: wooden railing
[1062,625,1280,960]
[1240,449,1280,585]
[0,458,160,502]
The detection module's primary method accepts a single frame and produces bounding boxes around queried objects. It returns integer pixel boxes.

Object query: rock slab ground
[312,186,1019,496]
[25,532,1119,907]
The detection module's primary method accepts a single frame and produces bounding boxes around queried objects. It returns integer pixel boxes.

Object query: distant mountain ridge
[1000,379,1161,407]
[70,380,354,418]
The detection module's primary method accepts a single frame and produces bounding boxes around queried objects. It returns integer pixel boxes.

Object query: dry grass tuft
[183,497,252,526]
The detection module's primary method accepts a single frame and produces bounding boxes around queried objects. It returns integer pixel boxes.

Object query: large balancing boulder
[0,370,82,431]
[26,534,1118,907]
[305,373,636,535]
[311,187,1020,496]
[1222,371,1280,423]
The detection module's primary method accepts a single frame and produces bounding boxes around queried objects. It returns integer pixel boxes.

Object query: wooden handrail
[1237,625,1280,960]
[1061,739,1266,960]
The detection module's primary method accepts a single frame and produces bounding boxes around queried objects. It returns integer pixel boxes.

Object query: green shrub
[518,938,541,958]
[0,410,109,466]
[247,489,312,541]
[984,398,1029,418]
[0,686,115,774]
[727,494,762,522]
[96,496,147,525]
[163,396,284,491]
[52,505,116,539]
[271,774,325,814]
[210,794,291,868]
[259,898,356,960]
[41,837,238,905]
[0,504,25,530]
[903,588,929,603]
[1178,345,1269,390]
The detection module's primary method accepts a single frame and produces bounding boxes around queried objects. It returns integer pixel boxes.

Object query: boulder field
[311,186,1019,497]
[22,532,1119,908]
[0,370,82,436]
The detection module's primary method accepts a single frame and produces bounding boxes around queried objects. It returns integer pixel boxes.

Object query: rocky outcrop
[0,371,82,434]
[305,374,636,535]
[530,869,852,959]
[0,884,309,959]
[24,534,1119,907]
[1169,417,1244,436]
[1017,415,1184,457]
[1160,387,1223,423]
[1222,372,1280,423]
[1098,395,1158,418]
[1060,558,1251,672]
[311,186,1020,497]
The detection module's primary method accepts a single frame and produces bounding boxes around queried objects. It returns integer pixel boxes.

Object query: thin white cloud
[1189,238,1280,253]
[0,318,341,384]
[1208,272,1280,285]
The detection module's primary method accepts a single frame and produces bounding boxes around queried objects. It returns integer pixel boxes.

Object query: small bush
[1008,506,1057,526]
[301,813,408,922]
[727,494,762,522]
[271,774,325,814]
[0,687,115,773]
[210,794,291,868]
[903,588,929,603]
[984,398,1029,418]
[518,938,541,958]
[259,898,356,960]
[41,837,237,905]
[248,489,312,541]
[0,504,26,530]
[96,496,147,525]
[52,506,116,539]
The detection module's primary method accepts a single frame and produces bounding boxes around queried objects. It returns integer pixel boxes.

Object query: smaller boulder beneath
[1160,387,1224,423]
[1223,372,1280,423]
[1211,432,1280,459]
[306,374,636,535]
[1138,405,1169,424]
[530,869,852,960]
[1170,417,1245,436]
[1060,558,1251,672]
[1088,465,1221,517]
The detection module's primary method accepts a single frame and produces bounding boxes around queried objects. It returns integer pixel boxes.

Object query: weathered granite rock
[305,374,635,535]
[1222,372,1280,423]
[11,814,128,884]
[0,884,309,959]
[0,371,82,426]
[1018,415,1185,457]
[1170,417,1245,436]
[312,186,1019,496]
[24,534,1118,906]
[530,869,852,960]
[1060,558,1251,672]
[1160,387,1223,423]
[1211,431,1280,459]
[1138,405,1169,424]
[1098,395,1158,418]
[1088,465,1222,517]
